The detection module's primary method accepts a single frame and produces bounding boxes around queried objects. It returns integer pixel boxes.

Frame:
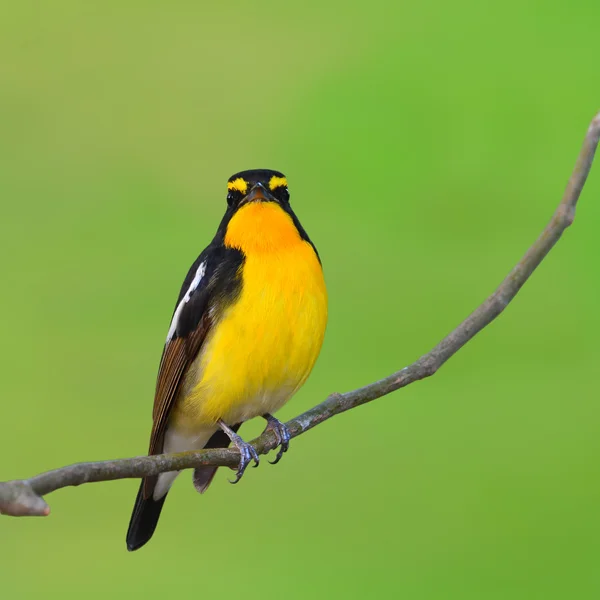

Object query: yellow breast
[172,202,327,429]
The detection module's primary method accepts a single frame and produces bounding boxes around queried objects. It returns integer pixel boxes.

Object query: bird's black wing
[143,244,244,498]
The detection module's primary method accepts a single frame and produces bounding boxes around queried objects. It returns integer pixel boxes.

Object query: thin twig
[1,111,599,517]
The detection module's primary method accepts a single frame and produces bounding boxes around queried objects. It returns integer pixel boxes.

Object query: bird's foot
[263,413,291,465]
[217,420,259,484]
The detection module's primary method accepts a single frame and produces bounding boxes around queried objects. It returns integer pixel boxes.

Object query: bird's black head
[226,169,290,208]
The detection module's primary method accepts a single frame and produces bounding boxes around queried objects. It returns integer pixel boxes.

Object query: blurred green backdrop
[2,1,600,598]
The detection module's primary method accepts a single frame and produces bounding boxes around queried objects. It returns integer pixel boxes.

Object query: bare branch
[2,111,599,518]
[0,481,49,517]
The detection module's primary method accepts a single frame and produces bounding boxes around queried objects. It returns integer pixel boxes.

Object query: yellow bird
[126,169,328,551]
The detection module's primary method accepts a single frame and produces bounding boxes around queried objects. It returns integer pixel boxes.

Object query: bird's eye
[279,188,290,203]
[227,192,235,206]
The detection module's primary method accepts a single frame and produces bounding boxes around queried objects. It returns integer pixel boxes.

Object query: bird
[126,169,328,551]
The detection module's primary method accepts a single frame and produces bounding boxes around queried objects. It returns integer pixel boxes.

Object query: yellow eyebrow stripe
[227,178,248,194]
[268,176,288,191]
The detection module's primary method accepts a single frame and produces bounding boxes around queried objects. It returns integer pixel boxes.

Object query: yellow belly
[171,239,327,430]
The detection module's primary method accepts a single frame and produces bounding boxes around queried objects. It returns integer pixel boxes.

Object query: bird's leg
[262,413,291,465]
[217,420,260,484]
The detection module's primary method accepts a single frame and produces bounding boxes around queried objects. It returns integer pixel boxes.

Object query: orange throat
[224,201,303,253]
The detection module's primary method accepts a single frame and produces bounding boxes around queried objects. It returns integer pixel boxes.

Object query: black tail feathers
[126,482,167,552]
[126,424,242,551]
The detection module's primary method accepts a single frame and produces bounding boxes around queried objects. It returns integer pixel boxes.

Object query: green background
[2,1,599,598]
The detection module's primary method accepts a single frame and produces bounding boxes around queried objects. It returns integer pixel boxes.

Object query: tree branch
[2,112,599,518]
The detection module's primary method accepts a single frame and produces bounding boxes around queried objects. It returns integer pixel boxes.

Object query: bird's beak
[240,182,277,206]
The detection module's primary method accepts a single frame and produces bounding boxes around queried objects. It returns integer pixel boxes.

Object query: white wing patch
[166,260,207,342]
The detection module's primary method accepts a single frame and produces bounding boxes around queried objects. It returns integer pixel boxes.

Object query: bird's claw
[264,414,291,465]
[229,438,260,484]
[217,420,260,484]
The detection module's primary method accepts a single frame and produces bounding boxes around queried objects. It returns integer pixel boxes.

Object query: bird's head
[226,169,289,209]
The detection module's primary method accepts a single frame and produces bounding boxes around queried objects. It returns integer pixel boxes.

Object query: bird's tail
[126,482,167,552]
[126,423,241,551]
[192,423,241,493]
